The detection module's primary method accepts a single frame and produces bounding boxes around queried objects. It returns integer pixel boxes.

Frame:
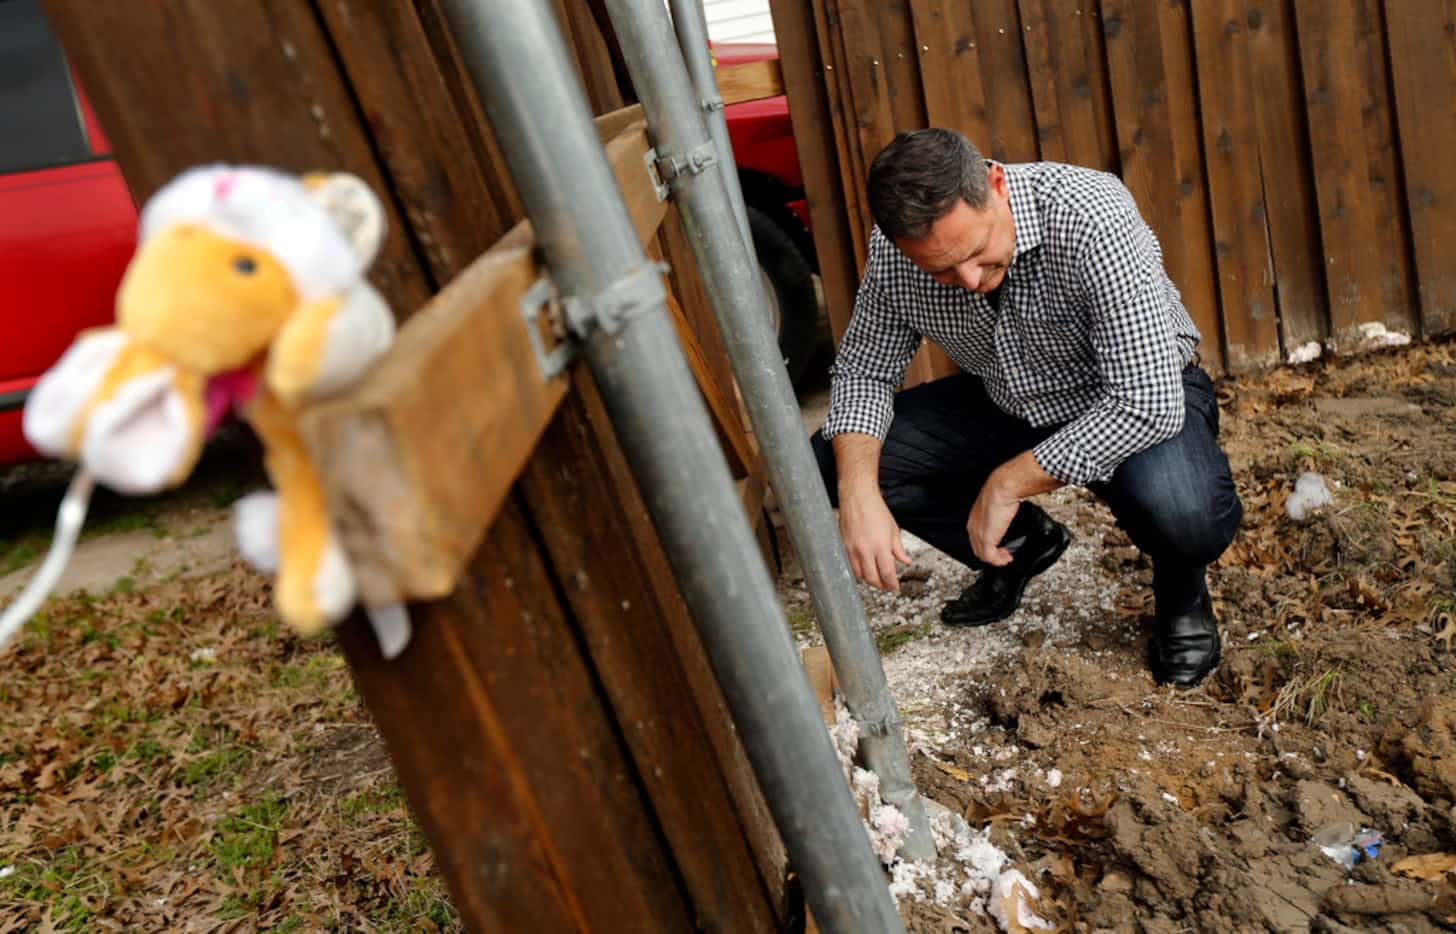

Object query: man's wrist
[985,467,1023,504]
[839,475,880,503]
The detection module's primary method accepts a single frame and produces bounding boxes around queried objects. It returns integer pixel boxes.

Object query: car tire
[747,205,819,389]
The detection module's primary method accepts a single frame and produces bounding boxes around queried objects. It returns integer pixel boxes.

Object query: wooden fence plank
[569,370,795,928]
[1352,0,1420,336]
[835,0,899,198]
[518,392,779,934]
[1296,0,1398,347]
[973,0,1040,163]
[44,0,432,317]
[908,0,1039,162]
[316,0,510,283]
[873,0,928,132]
[1101,0,1225,370]
[1018,1,1118,172]
[908,0,994,147]
[768,0,863,343]
[820,0,874,266]
[1386,0,1456,336]
[414,0,526,225]
[338,503,692,933]
[1246,0,1328,353]
[1191,0,1282,370]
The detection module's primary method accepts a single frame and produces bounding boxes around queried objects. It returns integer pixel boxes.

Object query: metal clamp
[643,146,670,202]
[701,95,725,113]
[855,711,905,739]
[562,261,670,338]
[519,276,576,381]
[654,141,719,187]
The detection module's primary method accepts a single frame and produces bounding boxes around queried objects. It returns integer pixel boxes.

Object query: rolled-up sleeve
[1031,210,1186,485]
[821,238,920,442]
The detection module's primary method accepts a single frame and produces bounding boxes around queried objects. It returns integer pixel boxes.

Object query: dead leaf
[1434,611,1455,652]
[1391,852,1456,881]
[933,761,973,782]
[997,870,1060,934]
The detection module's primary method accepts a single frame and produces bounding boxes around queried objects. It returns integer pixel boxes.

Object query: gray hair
[867,129,990,241]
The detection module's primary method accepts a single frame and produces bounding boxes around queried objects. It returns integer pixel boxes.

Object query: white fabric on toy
[233,491,281,574]
[23,329,129,459]
[298,283,396,402]
[80,367,194,496]
[140,165,362,301]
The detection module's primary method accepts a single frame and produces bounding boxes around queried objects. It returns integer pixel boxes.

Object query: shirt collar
[997,161,1042,262]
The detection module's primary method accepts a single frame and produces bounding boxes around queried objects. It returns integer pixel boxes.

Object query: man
[812,128,1243,688]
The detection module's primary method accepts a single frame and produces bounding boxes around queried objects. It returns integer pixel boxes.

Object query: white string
[0,469,95,650]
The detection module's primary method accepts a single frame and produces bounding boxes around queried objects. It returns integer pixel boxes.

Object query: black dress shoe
[1149,589,1221,688]
[940,507,1071,627]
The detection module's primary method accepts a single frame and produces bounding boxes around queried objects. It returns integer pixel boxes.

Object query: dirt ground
[2,340,1453,930]
[782,340,1456,932]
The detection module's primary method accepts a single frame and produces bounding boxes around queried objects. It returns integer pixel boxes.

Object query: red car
[0,0,137,466]
[0,6,816,467]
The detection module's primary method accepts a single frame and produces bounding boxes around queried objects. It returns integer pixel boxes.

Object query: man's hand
[831,432,909,591]
[968,450,1064,566]
[840,487,911,591]
[968,481,1020,567]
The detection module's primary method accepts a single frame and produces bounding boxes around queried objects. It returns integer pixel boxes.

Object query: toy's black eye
[233,256,257,275]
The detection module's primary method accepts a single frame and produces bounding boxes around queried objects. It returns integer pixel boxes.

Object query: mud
[784,341,1456,932]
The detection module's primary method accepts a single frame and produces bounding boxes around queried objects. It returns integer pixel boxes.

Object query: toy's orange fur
[118,225,300,374]
[243,389,335,634]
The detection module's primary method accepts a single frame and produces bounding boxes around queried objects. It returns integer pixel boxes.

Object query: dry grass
[0,567,458,931]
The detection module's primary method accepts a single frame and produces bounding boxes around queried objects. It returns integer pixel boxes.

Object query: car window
[0,0,93,174]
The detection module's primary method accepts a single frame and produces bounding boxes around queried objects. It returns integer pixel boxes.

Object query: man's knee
[1124,480,1242,566]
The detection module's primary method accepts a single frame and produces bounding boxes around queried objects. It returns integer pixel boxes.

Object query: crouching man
[812,128,1243,688]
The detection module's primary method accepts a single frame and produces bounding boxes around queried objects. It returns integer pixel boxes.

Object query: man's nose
[954,262,980,292]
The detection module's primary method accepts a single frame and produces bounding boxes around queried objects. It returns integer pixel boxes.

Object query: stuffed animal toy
[0,165,411,658]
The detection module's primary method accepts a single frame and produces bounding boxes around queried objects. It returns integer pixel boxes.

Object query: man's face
[893,164,1015,294]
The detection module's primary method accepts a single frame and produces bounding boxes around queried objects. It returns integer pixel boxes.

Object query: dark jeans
[811,366,1243,616]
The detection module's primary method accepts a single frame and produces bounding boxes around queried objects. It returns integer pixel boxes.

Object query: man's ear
[303,173,387,267]
[987,162,1009,201]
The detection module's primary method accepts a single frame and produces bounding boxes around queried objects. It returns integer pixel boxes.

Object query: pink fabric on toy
[205,368,259,436]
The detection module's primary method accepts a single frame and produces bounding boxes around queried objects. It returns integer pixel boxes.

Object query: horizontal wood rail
[301,114,756,605]
[716,58,786,105]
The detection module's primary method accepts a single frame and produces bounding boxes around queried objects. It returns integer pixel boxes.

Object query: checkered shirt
[822,161,1201,486]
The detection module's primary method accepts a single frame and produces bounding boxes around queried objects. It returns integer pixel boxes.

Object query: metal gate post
[604,0,936,861]
[438,1,905,930]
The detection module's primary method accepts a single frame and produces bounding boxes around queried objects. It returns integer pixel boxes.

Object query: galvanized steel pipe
[667,0,752,247]
[438,1,904,930]
[606,0,935,862]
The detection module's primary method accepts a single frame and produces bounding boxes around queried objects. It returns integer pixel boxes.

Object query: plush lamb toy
[2,165,410,658]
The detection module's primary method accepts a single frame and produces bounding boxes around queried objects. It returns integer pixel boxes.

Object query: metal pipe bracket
[855,711,905,739]
[519,275,576,380]
[701,95,725,113]
[654,141,718,188]
[563,261,671,338]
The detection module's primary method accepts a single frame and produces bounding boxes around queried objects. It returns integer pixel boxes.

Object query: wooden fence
[770,0,1456,380]
[44,0,801,928]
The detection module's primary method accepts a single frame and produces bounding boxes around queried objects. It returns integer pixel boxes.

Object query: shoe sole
[941,524,1072,628]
